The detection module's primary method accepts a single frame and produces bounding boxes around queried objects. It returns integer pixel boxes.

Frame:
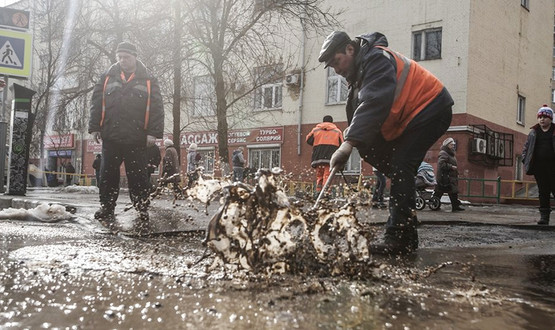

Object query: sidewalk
[0,186,553,230]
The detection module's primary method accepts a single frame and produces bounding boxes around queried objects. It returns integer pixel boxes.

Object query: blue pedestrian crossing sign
[0,29,32,78]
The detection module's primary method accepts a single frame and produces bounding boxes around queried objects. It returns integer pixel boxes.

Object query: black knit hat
[323,115,333,123]
[116,41,137,56]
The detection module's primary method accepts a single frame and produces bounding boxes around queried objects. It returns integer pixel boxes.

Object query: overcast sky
[0,1,17,7]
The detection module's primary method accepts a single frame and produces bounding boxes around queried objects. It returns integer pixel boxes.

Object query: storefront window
[197,149,215,174]
[248,147,280,170]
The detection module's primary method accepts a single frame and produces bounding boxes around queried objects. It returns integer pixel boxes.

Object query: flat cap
[116,41,137,56]
[318,31,351,68]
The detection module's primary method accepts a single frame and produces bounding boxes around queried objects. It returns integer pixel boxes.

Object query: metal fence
[29,168,540,204]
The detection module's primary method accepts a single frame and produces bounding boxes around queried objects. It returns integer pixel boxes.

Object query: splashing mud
[184,168,373,276]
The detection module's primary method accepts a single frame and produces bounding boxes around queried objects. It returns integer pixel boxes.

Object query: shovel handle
[312,166,338,209]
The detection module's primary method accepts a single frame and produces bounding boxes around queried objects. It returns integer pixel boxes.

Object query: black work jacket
[88,61,164,145]
[522,123,555,175]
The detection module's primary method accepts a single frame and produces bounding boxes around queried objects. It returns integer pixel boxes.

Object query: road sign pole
[0,74,8,193]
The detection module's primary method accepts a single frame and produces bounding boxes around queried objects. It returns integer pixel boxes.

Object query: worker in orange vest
[319,31,454,254]
[306,115,343,197]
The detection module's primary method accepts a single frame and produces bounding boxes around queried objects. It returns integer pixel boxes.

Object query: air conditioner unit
[495,139,505,159]
[285,74,299,85]
[472,138,487,154]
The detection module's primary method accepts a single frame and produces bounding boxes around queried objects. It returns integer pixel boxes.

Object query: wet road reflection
[1,218,554,328]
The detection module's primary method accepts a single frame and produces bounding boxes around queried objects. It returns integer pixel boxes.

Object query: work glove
[91,131,101,144]
[146,135,156,147]
[330,141,353,171]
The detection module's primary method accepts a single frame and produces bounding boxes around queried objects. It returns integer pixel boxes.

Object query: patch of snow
[58,185,99,194]
[0,203,73,222]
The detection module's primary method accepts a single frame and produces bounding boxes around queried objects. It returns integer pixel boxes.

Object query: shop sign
[249,127,283,143]
[48,149,72,157]
[86,140,101,153]
[180,127,283,147]
[44,134,74,149]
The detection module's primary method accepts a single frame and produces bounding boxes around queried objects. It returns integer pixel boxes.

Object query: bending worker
[319,31,454,254]
[306,115,343,197]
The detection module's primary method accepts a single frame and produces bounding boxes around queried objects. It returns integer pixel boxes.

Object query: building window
[412,28,442,61]
[197,148,215,174]
[552,67,555,80]
[254,65,283,111]
[521,0,529,10]
[326,67,348,104]
[517,95,525,126]
[552,89,555,104]
[248,147,280,169]
[343,148,361,174]
[193,75,215,117]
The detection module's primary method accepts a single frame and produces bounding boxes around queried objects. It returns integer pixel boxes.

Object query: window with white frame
[248,147,280,169]
[193,75,215,117]
[254,65,283,110]
[412,28,442,61]
[552,67,555,80]
[197,148,215,174]
[517,94,525,126]
[521,0,529,10]
[326,67,348,104]
[552,89,555,104]
[343,148,361,174]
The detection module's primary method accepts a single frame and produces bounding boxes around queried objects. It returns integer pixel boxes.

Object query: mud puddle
[1,220,554,329]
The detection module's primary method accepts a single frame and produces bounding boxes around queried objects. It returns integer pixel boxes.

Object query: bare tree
[182,0,339,165]
[29,0,94,168]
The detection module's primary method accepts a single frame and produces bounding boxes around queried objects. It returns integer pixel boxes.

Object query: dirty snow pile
[201,168,372,276]
[59,185,99,194]
[0,203,73,222]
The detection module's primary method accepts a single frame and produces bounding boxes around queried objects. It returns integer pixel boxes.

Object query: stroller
[414,162,441,210]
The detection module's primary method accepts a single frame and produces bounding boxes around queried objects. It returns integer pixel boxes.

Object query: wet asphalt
[0,187,554,329]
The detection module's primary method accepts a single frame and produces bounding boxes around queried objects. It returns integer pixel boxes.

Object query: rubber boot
[538,208,551,225]
[94,205,117,231]
[371,216,419,255]
[451,194,465,212]
[135,211,152,235]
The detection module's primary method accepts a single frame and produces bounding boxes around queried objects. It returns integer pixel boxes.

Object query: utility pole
[0,75,7,193]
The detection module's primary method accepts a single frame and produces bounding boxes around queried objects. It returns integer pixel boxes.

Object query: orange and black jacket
[306,122,343,167]
[345,33,454,150]
[88,61,164,145]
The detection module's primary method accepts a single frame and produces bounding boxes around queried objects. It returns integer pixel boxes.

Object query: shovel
[312,166,338,210]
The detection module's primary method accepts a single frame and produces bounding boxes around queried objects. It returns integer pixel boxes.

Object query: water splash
[188,168,373,276]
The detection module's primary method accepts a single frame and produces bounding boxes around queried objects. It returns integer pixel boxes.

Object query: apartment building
[5,0,553,196]
[181,0,554,189]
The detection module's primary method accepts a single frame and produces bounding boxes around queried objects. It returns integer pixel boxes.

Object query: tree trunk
[172,0,182,159]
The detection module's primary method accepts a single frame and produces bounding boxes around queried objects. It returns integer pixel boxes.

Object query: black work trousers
[533,160,555,210]
[99,142,150,212]
[372,171,386,203]
[362,107,452,230]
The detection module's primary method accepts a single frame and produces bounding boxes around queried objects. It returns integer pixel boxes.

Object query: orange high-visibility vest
[100,76,151,130]
[307,125,342,147]
[376,46,444,141]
